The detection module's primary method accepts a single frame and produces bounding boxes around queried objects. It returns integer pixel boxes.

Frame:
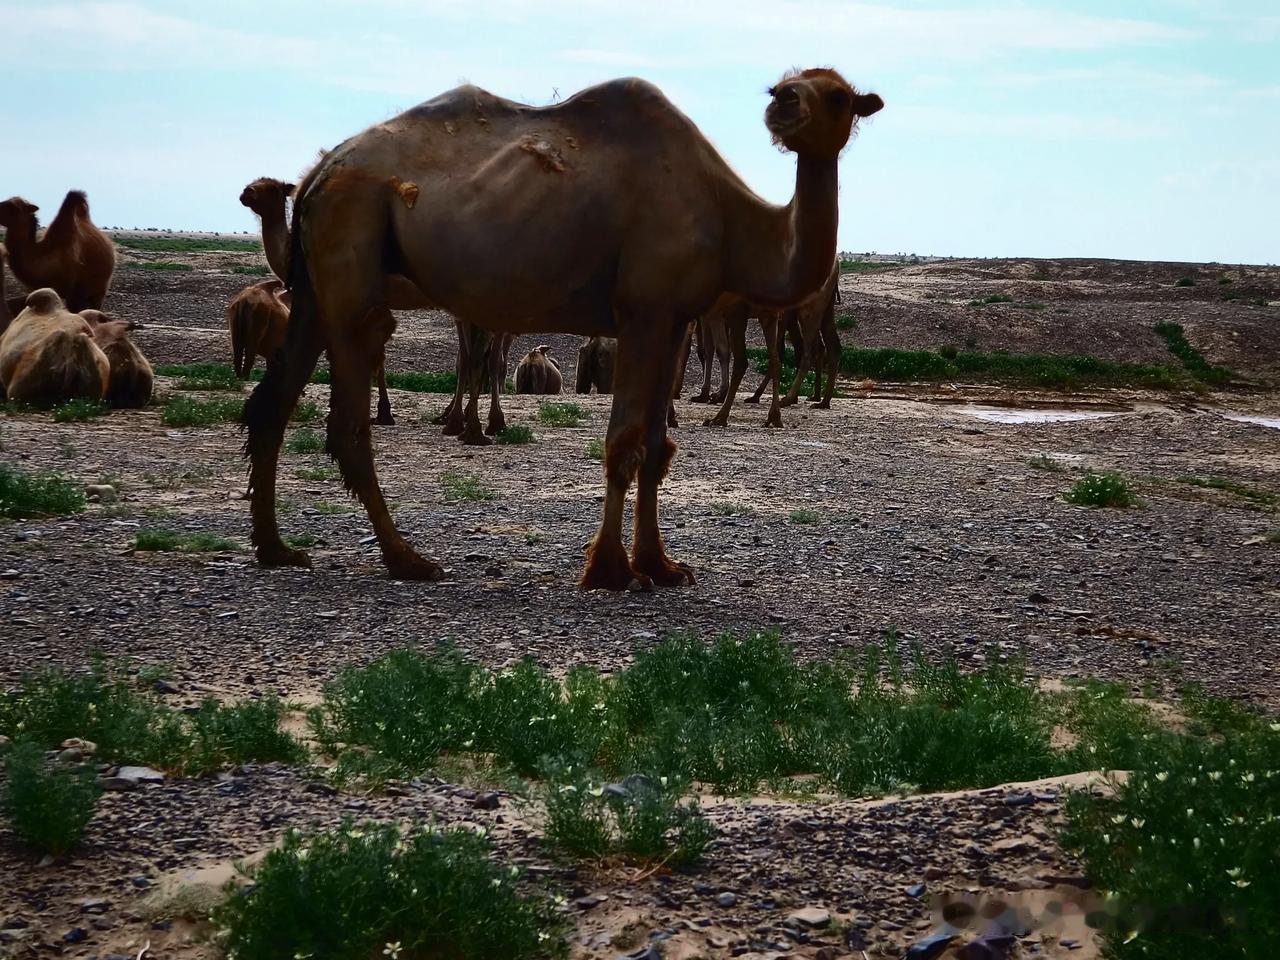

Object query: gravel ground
[1,245,1278,959]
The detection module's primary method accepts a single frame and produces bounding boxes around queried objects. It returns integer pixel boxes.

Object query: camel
[0,289,109,403]
[699,298,787,428]
[688,316,731,404]
[434,323,516,444]
[82,310,154,408]
[514,344,563,394]
[0,248,11,336]
[745,261,843,408]
[227,279,290,380]
[241,68,882,589]
[0,192,115,311]
[576,336,616,394]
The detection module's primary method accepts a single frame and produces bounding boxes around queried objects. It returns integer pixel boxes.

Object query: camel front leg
[632,321,695,587]
[441,319,469,436]
[763,316,783,428]
[485,332,507,435]
[817,321,841,409]
[689,319,713,403]
[372,361,395,425]
[705,318,748,428]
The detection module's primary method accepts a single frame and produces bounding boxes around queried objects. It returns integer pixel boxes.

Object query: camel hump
[25,288,65,313]
[58,190,90,219]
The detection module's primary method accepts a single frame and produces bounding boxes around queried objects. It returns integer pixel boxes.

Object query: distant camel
[688,315,731,404]
[576,336,616,394]
[747,263,842,408]
[240,69,882,587]
[435,321,516,444]
[0,289,109,403]
[701,297,787,428]
[514,345,563,394]
[82,310,154,408]
[0,192,115,311]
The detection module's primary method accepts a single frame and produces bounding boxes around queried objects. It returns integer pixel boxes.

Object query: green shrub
[836,346,1180,389]
[835,314,858,331]
[133,528,239,553]
[133,261,194,272]
[789,508,820,524]
[154,362,244,391]
[1153,322,1235,384]
[51,398,108,422]
[0,465,85,518]
[839,259,902,274]
[1066,472,1137,509]
[115,236,261,253]
[285,428,326,454]
[969,293,1014,306]
[1062,723,1280,958]
[541,764,712,865]
[585,438,605,461]
[231,265,271,276]
[710,502,756,517]
[1,740,100,856]
[162,395,244,427]
[537,402,587,427]
[0,659,304,776]
[384,370,457,393]
[212,821,568,960]
[497,425,536,445]
[441,470,496,502]
[291,400,322,423]
[1175,276,1196,287]
[939,344,959,360]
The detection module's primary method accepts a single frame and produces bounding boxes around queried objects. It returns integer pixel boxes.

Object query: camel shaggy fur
[0,192,115,311]
[576,336,616,394]
[82,310,154,408]
[0,249,11,337]
[0,289,109,403]
[242,68,882,588]
[514,344,563,394]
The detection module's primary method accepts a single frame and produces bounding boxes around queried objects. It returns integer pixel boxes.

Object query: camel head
[0,196,39,230]
[239,178,296,218]
[765,68,883,159]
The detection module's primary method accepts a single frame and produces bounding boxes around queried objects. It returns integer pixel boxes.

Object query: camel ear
[852,93,884,118]
[284,183,296,197]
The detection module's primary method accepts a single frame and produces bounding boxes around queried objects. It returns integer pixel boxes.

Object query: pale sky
[2,1,1277,263]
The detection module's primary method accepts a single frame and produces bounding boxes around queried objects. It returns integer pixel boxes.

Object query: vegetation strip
[154,362,457,394]
[1153,321,1236,384]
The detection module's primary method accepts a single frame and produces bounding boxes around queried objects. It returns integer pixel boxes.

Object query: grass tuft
[0,465,85,519]
[1176,475,1277,507]
[51,398,108,422]
[969,293,1014,306]
[537,402,587,427]
[497,424,536,445]
[286,428,326,454]
[155,362,244,392]
[133,528,239,553]
[1065,471,1138,509]
[132,261,194,272]
[162,395,244,427]
[585,438,605,461]
[231,265,270,276]
[441,470,497,502]
[211,820,568,960]
[1153,322,1235,385]
[115,236,261,253]
[789,508,820,524]
[1,740,101,856]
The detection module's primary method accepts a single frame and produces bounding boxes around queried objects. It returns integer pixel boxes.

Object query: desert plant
[285,428,326,454]
[133,528,239,553]
[51,398,108,422]
[537,402,587,427]
[162,395,244,427]
[0,465,85,519]
[1,740,100,856]
[441,471,497,502]
[212,821,568,960]
[497,424,536,445]
[789,508,820,524]
[585,438,605,461]
[1065,472,1137,509]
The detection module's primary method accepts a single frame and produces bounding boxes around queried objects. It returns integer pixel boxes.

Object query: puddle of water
[958,406,1125,425]
[1223,414,1280,431]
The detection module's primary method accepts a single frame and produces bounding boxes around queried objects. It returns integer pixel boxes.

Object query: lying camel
[515,345,563,394]
[0,248,11,336]
[576,336,616,394]
[0,288,109,403]
[0,192,115,311]
[242,68,882,588]
[82,310,154,408]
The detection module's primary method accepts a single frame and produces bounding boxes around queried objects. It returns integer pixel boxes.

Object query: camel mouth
[766,112,809,140]
[238,189,254,207]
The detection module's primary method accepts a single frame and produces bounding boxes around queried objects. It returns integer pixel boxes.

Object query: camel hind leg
[485,333,508,436]
[372,361,395,425]
[705,317,748,428]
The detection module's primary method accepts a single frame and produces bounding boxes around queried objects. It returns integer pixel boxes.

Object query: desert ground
[1,239,1278,959]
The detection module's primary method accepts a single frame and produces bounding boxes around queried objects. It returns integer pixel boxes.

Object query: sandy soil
[1,245,1278,959]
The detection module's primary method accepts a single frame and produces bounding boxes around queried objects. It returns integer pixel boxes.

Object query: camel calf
[0,192,115,312]
[514,345,563,394]
[227,279,290,380]
[82,311,154,408]
[0,289,109,403]
[575,336,616,394]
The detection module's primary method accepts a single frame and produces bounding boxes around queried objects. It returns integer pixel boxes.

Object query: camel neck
[724,154,839,308]
[259,210,292,282]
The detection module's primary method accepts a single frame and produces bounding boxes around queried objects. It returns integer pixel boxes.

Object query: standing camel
[701,298,787,428]
[242,69,882,588]
[0,192,115,312]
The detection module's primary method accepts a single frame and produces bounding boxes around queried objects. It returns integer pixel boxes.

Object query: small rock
[84,484,117,503]
[60,738,97,754]
[717,892,738,908]
[153,679,181,695]
[304,781,338,796]
[0,569,19,580]
[906,883,926,898]
[1002,792,1034,807]
[575,895,607,912]
[923,866,945,881]
[956,934,1016,960]
[116,765,165,784]
[63,927,89,944]
[905,933,955,959]
[471,792,501,811]
[788,906,830,928]
[79,899,110,915]
[97,777,138,792]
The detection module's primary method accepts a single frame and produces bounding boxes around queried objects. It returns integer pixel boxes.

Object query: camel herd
[1,67,882,592]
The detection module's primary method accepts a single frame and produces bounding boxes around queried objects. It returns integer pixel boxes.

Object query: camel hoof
[257,543,312,569]
[813,401,832,410]
[485,419,506,436]
[430,411,450,426]
[632,553,696,588]
[441,422,464,436]
[580,539,638,591]
[743,396,761,405]
[688,393,710,404]
[461,431,494,446]
[779,397,798,408]
[703,417,728,429]
[386,555,446,582]
[372,413,396,426]
[765,417,782,429]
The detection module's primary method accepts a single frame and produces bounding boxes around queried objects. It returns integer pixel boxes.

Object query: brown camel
[0,192,115,311]
[82,310,154,408]
[746,261,842,408]
[435,323,516,444]
[576,336,616,394]
[701,297,787,428]
[227,279,290,379]
[514,344,563,394]
[688,315,731,404]
[242,68,882,588]
[0,289,109,403]
[0,248,11,337]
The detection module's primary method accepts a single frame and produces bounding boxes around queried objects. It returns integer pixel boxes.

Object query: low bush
[162,395,244,427]
[1066,472,1138,509]
[537,402,587,427]
[0,465,85,519]
[133,528,239,553]
[441,470,497,502]
[1,740,100,856]
[51,398,108,422]
[211,821,568,960]
[497,424,536,445]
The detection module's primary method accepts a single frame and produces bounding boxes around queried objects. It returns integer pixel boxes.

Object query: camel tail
[228,300,253,379]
